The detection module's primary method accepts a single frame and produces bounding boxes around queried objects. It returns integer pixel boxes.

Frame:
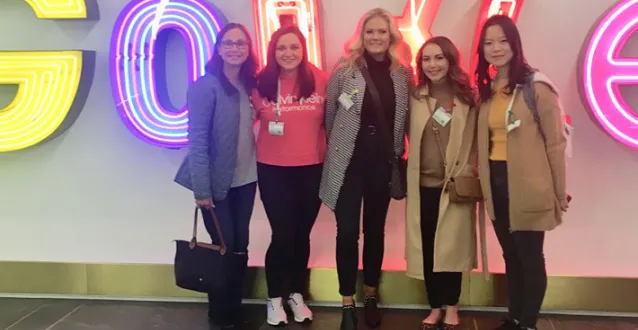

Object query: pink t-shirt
[252,67,328,167]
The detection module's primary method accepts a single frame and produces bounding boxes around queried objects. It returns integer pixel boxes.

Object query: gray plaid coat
[319,56,411,210]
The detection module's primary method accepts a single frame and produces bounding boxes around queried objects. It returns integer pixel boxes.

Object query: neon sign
[109,0,226,148]
[24,0,96,19]
[580,0,638,149]
[395,0,522,68]
[397,0,442,66]
[253,0,324,69]
[2,1,595,152]
[0,0,96,152]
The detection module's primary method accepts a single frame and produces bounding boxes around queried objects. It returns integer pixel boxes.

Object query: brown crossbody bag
[427,103,483,203]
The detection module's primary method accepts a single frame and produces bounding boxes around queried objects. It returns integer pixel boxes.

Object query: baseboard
[1,261,637,313]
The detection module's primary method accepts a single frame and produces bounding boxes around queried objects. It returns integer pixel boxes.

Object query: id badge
[507,119,521,132]
[268,121,284,136]
[432,107,452,127]
[338,93,354,110]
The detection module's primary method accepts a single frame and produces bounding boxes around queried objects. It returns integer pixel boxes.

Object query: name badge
[432,107,452,127]
[507,119,521,132]
[268,121,284,136]
[338,93,354,110]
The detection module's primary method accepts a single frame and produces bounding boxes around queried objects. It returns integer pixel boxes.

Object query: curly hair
[414,36,476,108]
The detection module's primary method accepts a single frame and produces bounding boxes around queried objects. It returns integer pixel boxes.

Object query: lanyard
[274,79,281,122]
[505,87,519,126]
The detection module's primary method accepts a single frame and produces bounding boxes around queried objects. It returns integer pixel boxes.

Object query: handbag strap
[357,59,395,160]
[426,101,448,168]
[424,101,451,187]
[190,207,227,254]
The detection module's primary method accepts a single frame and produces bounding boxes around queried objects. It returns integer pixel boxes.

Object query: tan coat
[405,88,487,280]
[477,74,568,232]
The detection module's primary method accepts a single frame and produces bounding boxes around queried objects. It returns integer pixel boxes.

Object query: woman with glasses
[174,23,259,329]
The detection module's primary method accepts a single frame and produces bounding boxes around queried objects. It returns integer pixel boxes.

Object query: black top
[360,51,396,131]
[349,51,397,170]
[356,51,395,151]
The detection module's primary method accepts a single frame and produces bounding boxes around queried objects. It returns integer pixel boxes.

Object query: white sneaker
[287,293,313,323]
[267,298,288,326]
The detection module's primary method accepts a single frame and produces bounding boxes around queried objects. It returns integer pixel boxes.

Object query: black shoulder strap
[357,60,395,158]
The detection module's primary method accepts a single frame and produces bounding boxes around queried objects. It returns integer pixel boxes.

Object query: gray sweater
[174,73,241,201]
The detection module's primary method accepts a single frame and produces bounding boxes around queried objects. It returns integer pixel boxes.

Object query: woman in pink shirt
[252,25,328,326]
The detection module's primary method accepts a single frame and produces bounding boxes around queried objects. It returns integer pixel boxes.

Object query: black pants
[420,187,462,309]
[490,161,547,328]
[257,163,323,298]
[335,131,392,297]
[204,182,257,324]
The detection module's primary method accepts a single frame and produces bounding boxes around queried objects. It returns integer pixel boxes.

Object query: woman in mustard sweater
[474,15,569,330]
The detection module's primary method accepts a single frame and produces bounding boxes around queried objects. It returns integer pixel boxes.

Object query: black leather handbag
[174,207,230,293]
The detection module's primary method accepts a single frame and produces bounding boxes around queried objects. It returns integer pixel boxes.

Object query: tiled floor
[1,298,637,330]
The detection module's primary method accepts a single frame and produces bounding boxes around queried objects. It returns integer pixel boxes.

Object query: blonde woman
[319,8,411,330]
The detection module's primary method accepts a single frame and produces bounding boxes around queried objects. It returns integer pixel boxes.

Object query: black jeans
[335,130,392,297]
[489,161,547,328]
[257,163,323,298]
[420,187,462,309]
[203,182,257,324]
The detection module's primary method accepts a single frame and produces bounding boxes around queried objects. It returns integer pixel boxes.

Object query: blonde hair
[342,8,411,72]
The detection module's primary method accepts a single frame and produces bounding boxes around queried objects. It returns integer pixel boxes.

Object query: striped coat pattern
[319,56,411,210]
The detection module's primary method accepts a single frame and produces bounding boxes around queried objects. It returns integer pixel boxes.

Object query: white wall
[1,0,637,277]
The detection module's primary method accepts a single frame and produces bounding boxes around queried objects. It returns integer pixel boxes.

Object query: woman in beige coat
[405,36,486,330]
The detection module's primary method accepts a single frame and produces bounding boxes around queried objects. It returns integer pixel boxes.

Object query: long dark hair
[256,25,316,103]
[205,23,258,93]
[415,36,475,108]
[474,15,533,102]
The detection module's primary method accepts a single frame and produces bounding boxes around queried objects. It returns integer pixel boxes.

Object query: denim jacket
[174,73,240,201]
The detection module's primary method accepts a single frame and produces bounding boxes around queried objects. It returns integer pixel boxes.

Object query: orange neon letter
[396,0,443,66]
[253,0,324,69]
[470,0,524,71]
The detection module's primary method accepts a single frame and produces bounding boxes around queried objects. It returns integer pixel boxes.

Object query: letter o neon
[580,0,638,149]
[110,0,226,148]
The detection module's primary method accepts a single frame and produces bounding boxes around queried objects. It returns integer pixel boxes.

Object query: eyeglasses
[221,39,249,49]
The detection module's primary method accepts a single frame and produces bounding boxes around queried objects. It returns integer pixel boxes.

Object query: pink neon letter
[582,0,638,149]
[396,0,442,66]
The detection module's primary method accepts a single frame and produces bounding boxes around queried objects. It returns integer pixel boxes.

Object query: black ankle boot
[208,314,235,329]
[340,305,357,330]
[492,317,518,330]
[364,296,381,328]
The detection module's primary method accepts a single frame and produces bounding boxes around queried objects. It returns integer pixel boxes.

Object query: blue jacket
[174,73,240,201]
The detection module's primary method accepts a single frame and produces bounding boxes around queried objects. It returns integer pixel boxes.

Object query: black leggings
[490,160,547,328]
[334,152,392,297]
[420,187,462,309]
[257,163,323,298]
